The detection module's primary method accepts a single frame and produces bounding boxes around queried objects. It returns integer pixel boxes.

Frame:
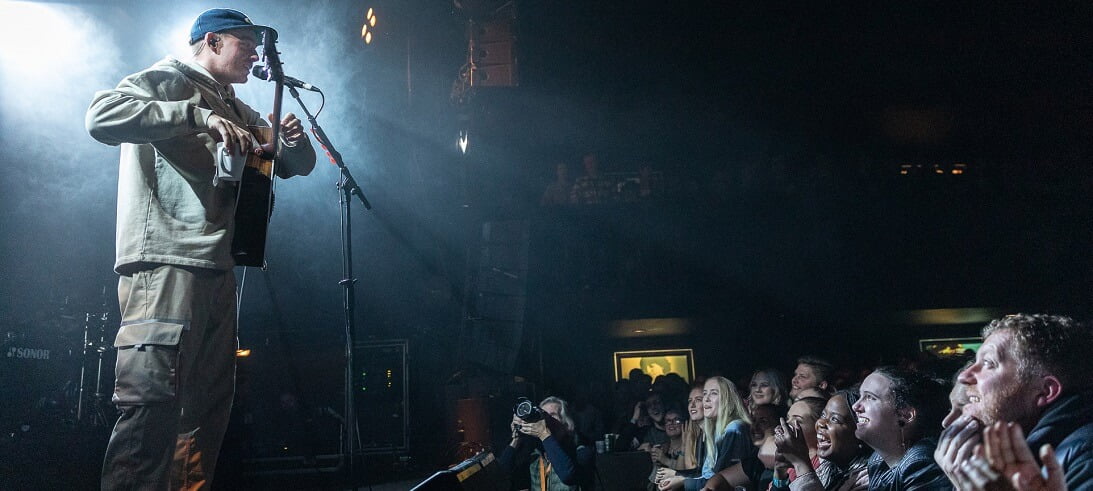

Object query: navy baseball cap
[189,8,275,45]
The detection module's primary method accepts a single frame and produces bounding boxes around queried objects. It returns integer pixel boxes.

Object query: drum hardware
[75,309,115,427]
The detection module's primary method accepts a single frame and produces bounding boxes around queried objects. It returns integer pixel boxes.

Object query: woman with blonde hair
[658,376,757,490]
[681,384,705,471]
[747,368,790,412]
[656,383,706,485]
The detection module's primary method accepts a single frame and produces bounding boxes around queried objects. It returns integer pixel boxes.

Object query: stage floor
[0,423,432,490]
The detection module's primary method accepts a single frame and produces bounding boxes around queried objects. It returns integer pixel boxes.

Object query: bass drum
[0,319,82,429]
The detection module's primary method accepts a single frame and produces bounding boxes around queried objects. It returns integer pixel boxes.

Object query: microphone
[251,65,321,92]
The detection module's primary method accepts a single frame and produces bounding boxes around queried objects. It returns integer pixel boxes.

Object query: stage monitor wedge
[410,452,504,491]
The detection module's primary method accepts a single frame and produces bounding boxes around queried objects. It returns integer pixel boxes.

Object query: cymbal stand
[76,309,112,427]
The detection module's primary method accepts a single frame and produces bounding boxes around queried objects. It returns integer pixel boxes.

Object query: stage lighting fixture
[236,349,251,357]
[897,162,969,176]
[0,2,82,76]
[458,130,470,153]
[361,7,377,45]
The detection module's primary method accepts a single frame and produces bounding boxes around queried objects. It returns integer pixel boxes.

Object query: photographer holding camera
[499,396,595,490]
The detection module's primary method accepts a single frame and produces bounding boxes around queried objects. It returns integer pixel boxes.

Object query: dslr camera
[513,397,544,423]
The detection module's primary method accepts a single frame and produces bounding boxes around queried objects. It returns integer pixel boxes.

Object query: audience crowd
[541,154,665,206]
[540,150,1093,211]
[538,152,997,210]
[498,314,1093,490]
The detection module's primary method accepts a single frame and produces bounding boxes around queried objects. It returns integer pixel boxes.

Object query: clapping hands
[951,422,1066,491]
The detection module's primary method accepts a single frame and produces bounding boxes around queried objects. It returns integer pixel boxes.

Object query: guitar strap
[168,60,249,127]
[538,457,552,491]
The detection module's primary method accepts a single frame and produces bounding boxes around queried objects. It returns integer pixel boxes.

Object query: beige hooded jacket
[87,56,315,273]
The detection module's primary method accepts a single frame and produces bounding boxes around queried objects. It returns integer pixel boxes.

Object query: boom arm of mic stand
[286,85,372,210]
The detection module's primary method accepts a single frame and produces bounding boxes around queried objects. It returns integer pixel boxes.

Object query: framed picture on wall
[918,337,983,359]
[614,349,695,383]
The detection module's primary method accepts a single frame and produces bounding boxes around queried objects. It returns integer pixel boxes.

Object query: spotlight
[361,8,377,45]
[458,130,469,154]
[236,349,251,357]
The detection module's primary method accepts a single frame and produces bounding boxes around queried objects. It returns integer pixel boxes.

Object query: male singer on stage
[86,8,315,489]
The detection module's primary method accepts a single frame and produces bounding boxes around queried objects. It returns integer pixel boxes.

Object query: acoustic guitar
[230,125,275,268]
[231,27,286,269]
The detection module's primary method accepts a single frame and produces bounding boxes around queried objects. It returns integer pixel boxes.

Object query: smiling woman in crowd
[774,388,873,490]
[853,366,951,490]
[658,376,757,490]
[748,368,790,412]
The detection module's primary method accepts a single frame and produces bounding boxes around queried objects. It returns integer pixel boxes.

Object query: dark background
[1,0,1091,486]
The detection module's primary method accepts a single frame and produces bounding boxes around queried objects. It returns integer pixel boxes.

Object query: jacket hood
[155,57,236,100]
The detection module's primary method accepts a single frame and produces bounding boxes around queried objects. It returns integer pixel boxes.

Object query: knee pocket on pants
[113,321,184,405]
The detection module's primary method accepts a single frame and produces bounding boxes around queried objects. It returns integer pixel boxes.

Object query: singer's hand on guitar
[268,112,306,146]
[208,113,255,156]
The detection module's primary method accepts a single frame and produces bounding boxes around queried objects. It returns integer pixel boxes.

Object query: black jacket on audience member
[1025,389,1093,490]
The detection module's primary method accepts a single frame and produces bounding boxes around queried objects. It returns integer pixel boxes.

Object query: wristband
[771,477,790,488]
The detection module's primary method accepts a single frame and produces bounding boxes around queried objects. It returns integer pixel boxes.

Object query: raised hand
[983,422,1067,491]
[934,414,983,488]
[515,417,551,441]
[774,417,811,467]
[649,444,664,463]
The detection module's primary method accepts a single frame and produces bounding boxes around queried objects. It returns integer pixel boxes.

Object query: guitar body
[234,30,287,268]
[231,126,275,268]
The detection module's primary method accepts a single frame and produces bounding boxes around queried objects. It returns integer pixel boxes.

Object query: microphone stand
[285,84,371,490]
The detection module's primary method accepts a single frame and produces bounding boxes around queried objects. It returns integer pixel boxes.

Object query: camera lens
[515,400,535,418]
[513,397,544,423]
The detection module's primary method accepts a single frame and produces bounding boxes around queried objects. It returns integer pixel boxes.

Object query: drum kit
[1,293,119,436]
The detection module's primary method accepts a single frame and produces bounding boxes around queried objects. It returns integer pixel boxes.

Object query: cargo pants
[101,265,237,491]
